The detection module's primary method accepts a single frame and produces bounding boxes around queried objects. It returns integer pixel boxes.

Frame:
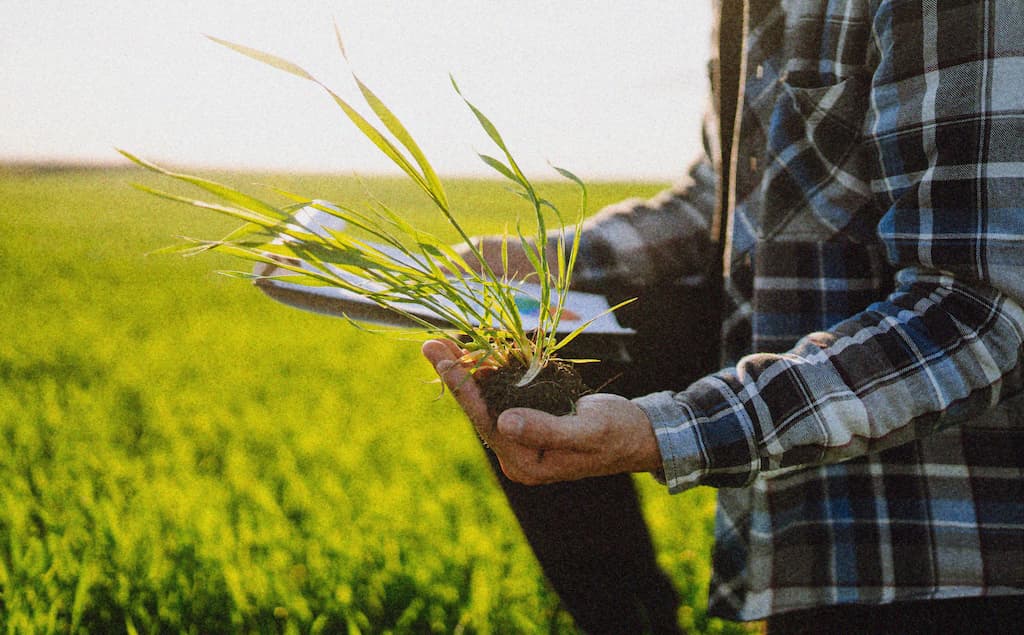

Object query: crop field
[0,166,754,633]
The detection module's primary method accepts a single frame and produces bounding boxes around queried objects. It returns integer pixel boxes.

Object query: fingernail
[436,360,454,374]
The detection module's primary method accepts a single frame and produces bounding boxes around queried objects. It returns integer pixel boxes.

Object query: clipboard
[251,207,635,341]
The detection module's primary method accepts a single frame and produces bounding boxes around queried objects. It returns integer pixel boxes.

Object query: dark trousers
[485,453,683,634]
[482,282,718,634]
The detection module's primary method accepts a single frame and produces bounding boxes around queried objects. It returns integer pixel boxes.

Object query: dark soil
[475,358,589,417]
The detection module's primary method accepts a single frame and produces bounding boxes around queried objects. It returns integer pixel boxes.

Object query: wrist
[630,404,664,474]
[599,394,663,474]
[632,391,706,493]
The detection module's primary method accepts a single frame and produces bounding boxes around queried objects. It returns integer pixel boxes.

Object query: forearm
[640,0,1024,494]
[638,269,1024,492]
[570,156,718,293]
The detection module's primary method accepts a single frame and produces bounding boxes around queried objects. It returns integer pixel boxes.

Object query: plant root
[475,358,588,417]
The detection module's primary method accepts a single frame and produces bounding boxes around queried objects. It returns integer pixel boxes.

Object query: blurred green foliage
[0,166,755,633]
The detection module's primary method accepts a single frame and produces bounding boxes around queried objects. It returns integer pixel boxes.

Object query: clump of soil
[476,357,589,417]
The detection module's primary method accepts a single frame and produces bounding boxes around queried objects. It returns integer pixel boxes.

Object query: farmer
[424,1,1024,633]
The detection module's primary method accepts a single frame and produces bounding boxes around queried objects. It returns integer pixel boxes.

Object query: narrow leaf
[477,153,519,184]
[322,87,429,192]
[552,297,637,351]
[128,183,280,228]
[552,164,585,190]
[333,20,348,60]
[352,73,448,207]
[117,149,285,221]
[207,36,316,81]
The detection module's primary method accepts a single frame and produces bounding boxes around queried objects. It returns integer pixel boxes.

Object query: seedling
[121,30,631,415]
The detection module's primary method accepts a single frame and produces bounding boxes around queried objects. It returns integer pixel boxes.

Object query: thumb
[497,408,589,451]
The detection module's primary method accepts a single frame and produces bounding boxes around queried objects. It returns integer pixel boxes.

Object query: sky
[2,1,712,181]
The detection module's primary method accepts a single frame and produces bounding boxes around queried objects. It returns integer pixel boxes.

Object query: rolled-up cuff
[632,391,705,494]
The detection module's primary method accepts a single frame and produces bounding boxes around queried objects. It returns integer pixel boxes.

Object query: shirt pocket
[758,75,877,242]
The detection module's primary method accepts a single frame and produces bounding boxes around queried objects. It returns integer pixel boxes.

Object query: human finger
[497,443,599,485]
[421,340,493,435]
[497,408,592,452]
[421,338,458,368]
[430,337,466,360]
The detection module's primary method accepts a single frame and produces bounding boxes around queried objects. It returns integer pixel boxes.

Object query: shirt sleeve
[637,1,1024,493]
[568,154,719,293]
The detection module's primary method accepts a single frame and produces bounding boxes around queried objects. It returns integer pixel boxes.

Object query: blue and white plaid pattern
[574,0,1024,621]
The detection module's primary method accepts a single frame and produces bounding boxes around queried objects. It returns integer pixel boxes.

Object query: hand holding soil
[423,339,663,485]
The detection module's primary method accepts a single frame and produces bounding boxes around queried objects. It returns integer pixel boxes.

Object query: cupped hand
[422,339,663,485]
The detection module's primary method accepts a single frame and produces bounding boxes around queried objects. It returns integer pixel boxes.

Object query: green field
[0,166,752,633]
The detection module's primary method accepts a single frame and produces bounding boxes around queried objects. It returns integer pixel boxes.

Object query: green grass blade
[552,164,585,190]
[551,297,637,352]
[500,230,511,280]
[207,35,436,203]
[128,183,281,229]
[450,76,530,188]
[321,86,430,193]
[270,194,416,254]
[450,77,509,155]
[350,74,448,208]
[477,154,518,184]
[118,149,286,221]
[516,232,542,278]
[207,36,316,81]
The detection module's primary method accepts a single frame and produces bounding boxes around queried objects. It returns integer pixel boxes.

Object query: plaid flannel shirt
[573,0,1024,621]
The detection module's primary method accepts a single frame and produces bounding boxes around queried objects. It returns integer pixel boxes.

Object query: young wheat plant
[121,30,629,391]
